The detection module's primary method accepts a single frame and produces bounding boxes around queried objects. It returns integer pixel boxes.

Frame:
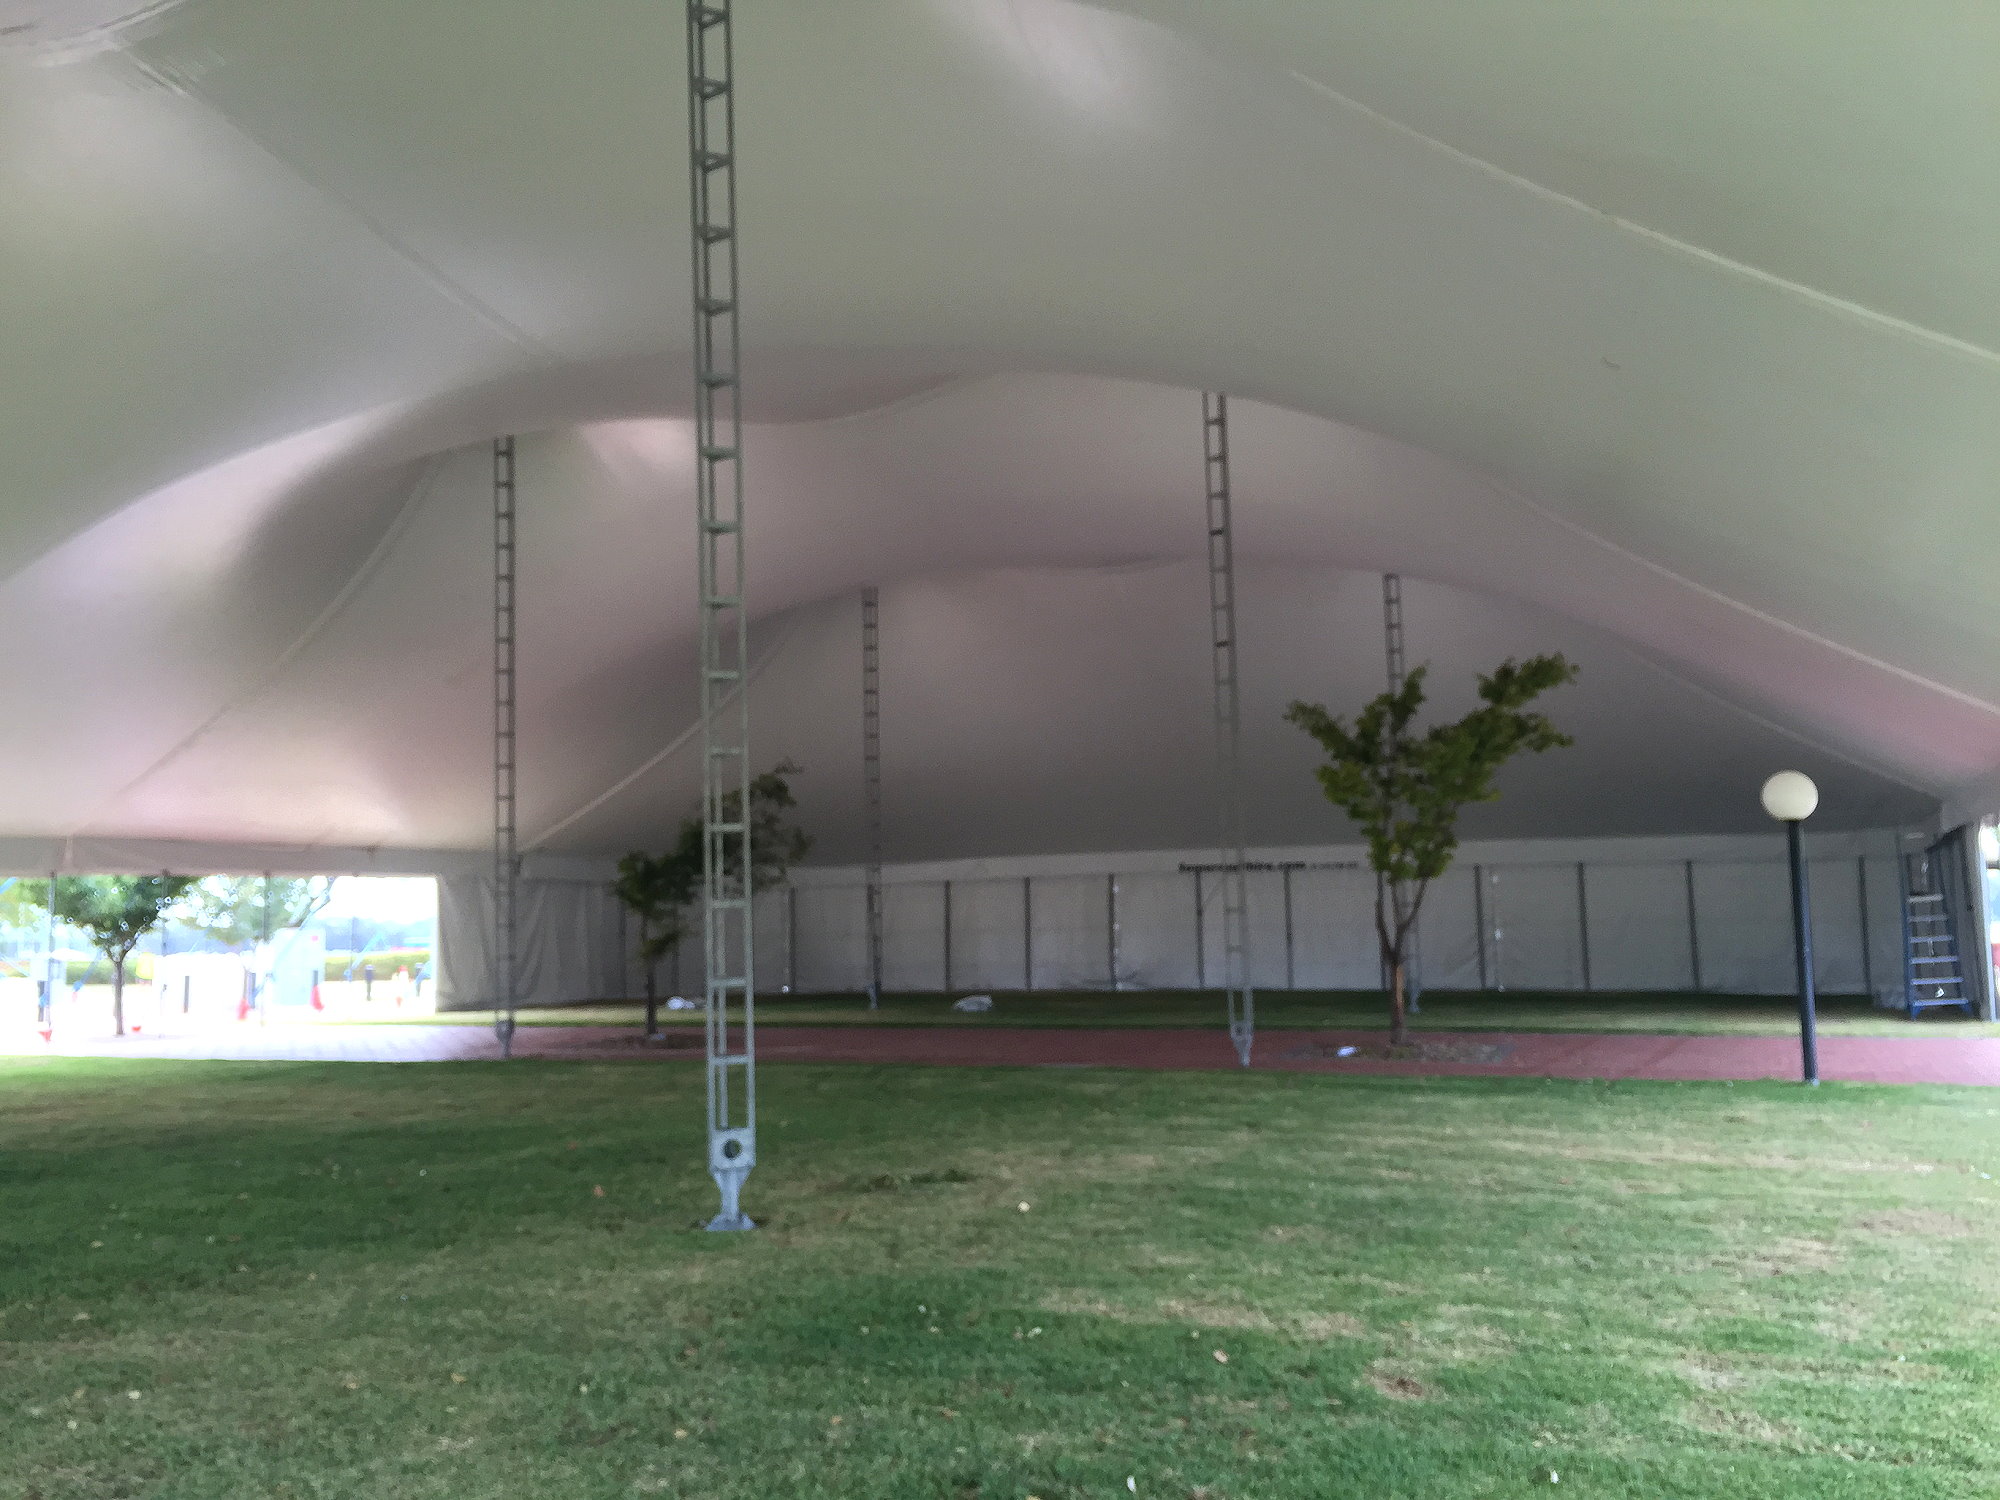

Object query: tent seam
[65,455,449,842]
[1282,70,2000,373]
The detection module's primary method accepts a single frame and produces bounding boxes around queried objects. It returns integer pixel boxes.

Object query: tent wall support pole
[942,880,953,993]
[1282,866,1295,990]
[1107,874,1119,990]
[492,435,519,1058]
[1201,392,1254,1066]
[1685,859,1704,992]
[1192,868,1205,990]
[1472,865,1488,990]
[862,586,883,1009]
[1856,855,1873,997]
[687,0,755,1232]
[1576,861,1592,991]
[1022,876,1033,990]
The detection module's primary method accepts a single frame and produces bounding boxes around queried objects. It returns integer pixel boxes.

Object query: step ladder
[1905,890,1975,1018]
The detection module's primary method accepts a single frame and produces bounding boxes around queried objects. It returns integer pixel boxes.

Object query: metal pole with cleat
[687,0,756,1229]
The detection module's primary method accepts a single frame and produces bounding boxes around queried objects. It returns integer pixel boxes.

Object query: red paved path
[10,1023,1999,1085]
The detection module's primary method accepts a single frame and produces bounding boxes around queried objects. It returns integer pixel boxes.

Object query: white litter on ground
[952,995,994,1012]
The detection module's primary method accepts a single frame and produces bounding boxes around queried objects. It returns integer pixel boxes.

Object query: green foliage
[1287,655,1577,1039]
[181,876,335,949]
[613,762,813,967]
[50,876,200,972]
[0,877,56,930]
[613,848,699,968]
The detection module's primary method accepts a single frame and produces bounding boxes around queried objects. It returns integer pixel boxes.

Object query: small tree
[52,875,199,1036]
[614,845,700,1037]
[1285,656,1577,1045]
[615,763,811,1036]
[181,876,335,949]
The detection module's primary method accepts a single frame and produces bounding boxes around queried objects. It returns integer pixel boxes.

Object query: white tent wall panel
[1690,863,1794,994]
[1806,858,1866,995]
[1487,865,1585,991]
[1418,868,1483,991]
[949,878,1030,992]
[884,882,947,992]
[795,885,867,994]
[436,874,625,1010]
[1582,863,1695,991]
[1245,870,1290,991]
[1286,867,1377,990]
[754,889,792,994]
[1114,872,1200,990]
[1031,875,1113,990]
[1863,855,1906,1003]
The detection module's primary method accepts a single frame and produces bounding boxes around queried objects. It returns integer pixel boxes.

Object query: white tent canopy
[0,2,1993,876]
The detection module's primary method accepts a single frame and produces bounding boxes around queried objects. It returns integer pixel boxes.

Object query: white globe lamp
[1760,771,1819,823]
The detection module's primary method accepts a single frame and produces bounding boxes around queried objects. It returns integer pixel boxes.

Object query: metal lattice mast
[862,586,884,1010]
[1380,572,1420,1007]
[493,436,519,1058]
[688,0,756,1231]
[1201,392,1254,1067]
[1382,572,1406,694]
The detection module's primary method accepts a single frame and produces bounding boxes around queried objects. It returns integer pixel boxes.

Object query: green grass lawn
[400,988,2000,1038]
[3,1058,1996,1497]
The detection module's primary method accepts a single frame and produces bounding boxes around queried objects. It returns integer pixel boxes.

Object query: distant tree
[614,763,811,1037]
[0,877,54,931]
[1285,656,1578,1045]
[180,876,335,949]
[53,875,200,1036]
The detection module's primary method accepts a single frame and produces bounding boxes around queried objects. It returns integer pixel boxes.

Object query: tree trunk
[112,955,126,1037]
[1388,956,1409,1047]
[641,919,660,1037]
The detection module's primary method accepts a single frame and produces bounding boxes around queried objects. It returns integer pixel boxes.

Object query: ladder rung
[701,371,737,388]
[711,1053,751,1067]
[692,3,727,26]
[694,76,729,99]
[696,150,732,171]
[697,297,735,315]
[709,822,746,835]
[697,223,734,243]
[705,669,741,682]
[704,595,742,608]
[699,446,738,461]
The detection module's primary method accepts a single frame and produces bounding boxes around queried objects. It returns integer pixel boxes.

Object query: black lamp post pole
[1786,819,1819,1085]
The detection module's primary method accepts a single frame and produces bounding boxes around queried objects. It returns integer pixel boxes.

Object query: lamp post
[1761,771,1820,1085]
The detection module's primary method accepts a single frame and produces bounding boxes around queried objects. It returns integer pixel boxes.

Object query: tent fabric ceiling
[0,2,1992,868]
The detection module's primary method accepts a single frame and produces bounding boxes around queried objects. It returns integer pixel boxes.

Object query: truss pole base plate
[495,1017,516,1059]
[707,1164,755,1232]
[1230,1030,1254,1068]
